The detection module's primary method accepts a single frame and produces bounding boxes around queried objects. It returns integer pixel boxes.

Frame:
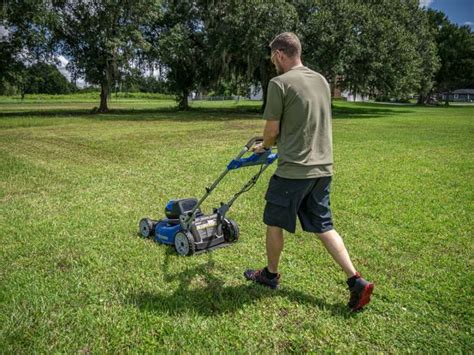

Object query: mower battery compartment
[190,214,225,250]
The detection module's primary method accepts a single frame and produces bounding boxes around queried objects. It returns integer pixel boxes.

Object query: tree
[25,62,75,95]
[427,9,474,105]
[137,75,168,94]
[141,0,207,110]
[1,1,53,97]
[0,39,27,96]
[49,0,158,112]
[415,9,441,105]
[300,0,437,100]
[203,0,299,111]
[299,0,363,96]
[158,19,204,110]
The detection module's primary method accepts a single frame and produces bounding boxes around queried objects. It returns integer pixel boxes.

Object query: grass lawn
[0,97,473,352]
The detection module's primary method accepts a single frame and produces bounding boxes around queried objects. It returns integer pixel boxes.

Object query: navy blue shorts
[263,175,334,233]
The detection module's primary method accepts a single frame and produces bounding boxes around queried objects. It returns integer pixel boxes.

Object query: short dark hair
[269,32,301,58]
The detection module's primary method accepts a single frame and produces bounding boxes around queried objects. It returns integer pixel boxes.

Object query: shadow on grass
[127,248,352,318]
[0,105,262,122]
[93,105,262,122]
[332,104,413,119]
[0,102,416,121]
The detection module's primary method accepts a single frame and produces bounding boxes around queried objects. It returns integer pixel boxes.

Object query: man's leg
[266,225,284,274]
[243,225,282,288]
[316,229,356,278]
[245,174,301,289]
[317,229,374,312]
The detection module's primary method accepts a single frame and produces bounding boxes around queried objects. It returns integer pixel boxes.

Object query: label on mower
[196,219,217,230]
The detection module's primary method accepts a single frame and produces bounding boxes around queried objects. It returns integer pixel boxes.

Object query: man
[244,32,374,312]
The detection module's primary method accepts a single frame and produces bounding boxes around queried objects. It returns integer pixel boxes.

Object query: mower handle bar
[180,136,276,230]
[245,136,264,150]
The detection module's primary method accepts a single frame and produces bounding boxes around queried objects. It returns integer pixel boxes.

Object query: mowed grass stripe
[0,98,472,352]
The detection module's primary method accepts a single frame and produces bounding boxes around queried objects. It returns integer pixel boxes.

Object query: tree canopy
[49,0,158,112]
[24,62,75,95]
[427,9,474,104]
[1,0,472,110]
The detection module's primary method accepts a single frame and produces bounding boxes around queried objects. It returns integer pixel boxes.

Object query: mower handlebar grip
[245,136,264,150]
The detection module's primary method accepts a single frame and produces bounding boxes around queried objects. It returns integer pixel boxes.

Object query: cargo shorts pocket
[263,190,296,232]
[264,190,290,208]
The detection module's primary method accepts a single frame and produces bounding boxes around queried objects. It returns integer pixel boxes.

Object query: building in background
[441,89,474,102]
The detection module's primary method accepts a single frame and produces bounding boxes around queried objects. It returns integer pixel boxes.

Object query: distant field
[0,91,175,102]
[0,97,472,352]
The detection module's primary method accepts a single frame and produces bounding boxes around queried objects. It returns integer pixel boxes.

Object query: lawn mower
[138,137,278,256]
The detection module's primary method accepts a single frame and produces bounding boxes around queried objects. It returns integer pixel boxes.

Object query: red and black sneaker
[244,267,280,289]
[347,272,374,312]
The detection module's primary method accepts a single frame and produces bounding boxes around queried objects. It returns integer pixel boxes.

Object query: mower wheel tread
[223,218,240,243]
[139,218,156,238]
[174,231,195,256]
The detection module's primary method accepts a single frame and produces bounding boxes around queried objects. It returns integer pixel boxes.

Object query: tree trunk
[178,90,189,110]
[99,82,109,113]
[260,62,274,113]
[417,93,426,105]
[444,91,450,106]
[329,73,338,98]
[20,80,25,100]
[329,77,336,108]
[261,80,268,113]
[98,57,115,113]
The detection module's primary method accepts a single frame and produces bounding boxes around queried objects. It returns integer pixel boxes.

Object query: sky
[420,0,474,29]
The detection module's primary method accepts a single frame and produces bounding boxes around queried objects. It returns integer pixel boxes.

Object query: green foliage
[204,0,299,109]
[157,18,204,110]
[0,98,473,352]
[300,0,361,92]
[0,0,53,65]
[415,8,441,103]
[0,1,54,96]
[0,79,19,96]
[0,64,26,96]
[0,62,76,96]
[1,0,469,109]
[301,0,439,99]
[143,0,219,110]
[0,40,25,86]
[49,0,160,112]
[23,63,75,95]
[427,9,474,101]
[369,1,420,96]
[134,75,169,94]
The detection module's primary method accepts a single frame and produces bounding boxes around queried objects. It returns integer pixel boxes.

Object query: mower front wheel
[223,218,240,243]
[139,218,157,238]
[174,231,195,256]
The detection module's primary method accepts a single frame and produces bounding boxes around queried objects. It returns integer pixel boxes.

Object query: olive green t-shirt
[263,66,333,179]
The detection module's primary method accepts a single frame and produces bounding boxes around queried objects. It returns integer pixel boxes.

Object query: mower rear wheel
[223,218,240,243]
[139,218,156,238]
[174,231,195,256]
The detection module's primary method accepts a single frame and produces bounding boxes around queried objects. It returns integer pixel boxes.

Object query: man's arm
[254,120,279,153]
[263,119,279,148]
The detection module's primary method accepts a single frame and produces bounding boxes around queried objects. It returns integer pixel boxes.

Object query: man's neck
[282,59,303,73]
